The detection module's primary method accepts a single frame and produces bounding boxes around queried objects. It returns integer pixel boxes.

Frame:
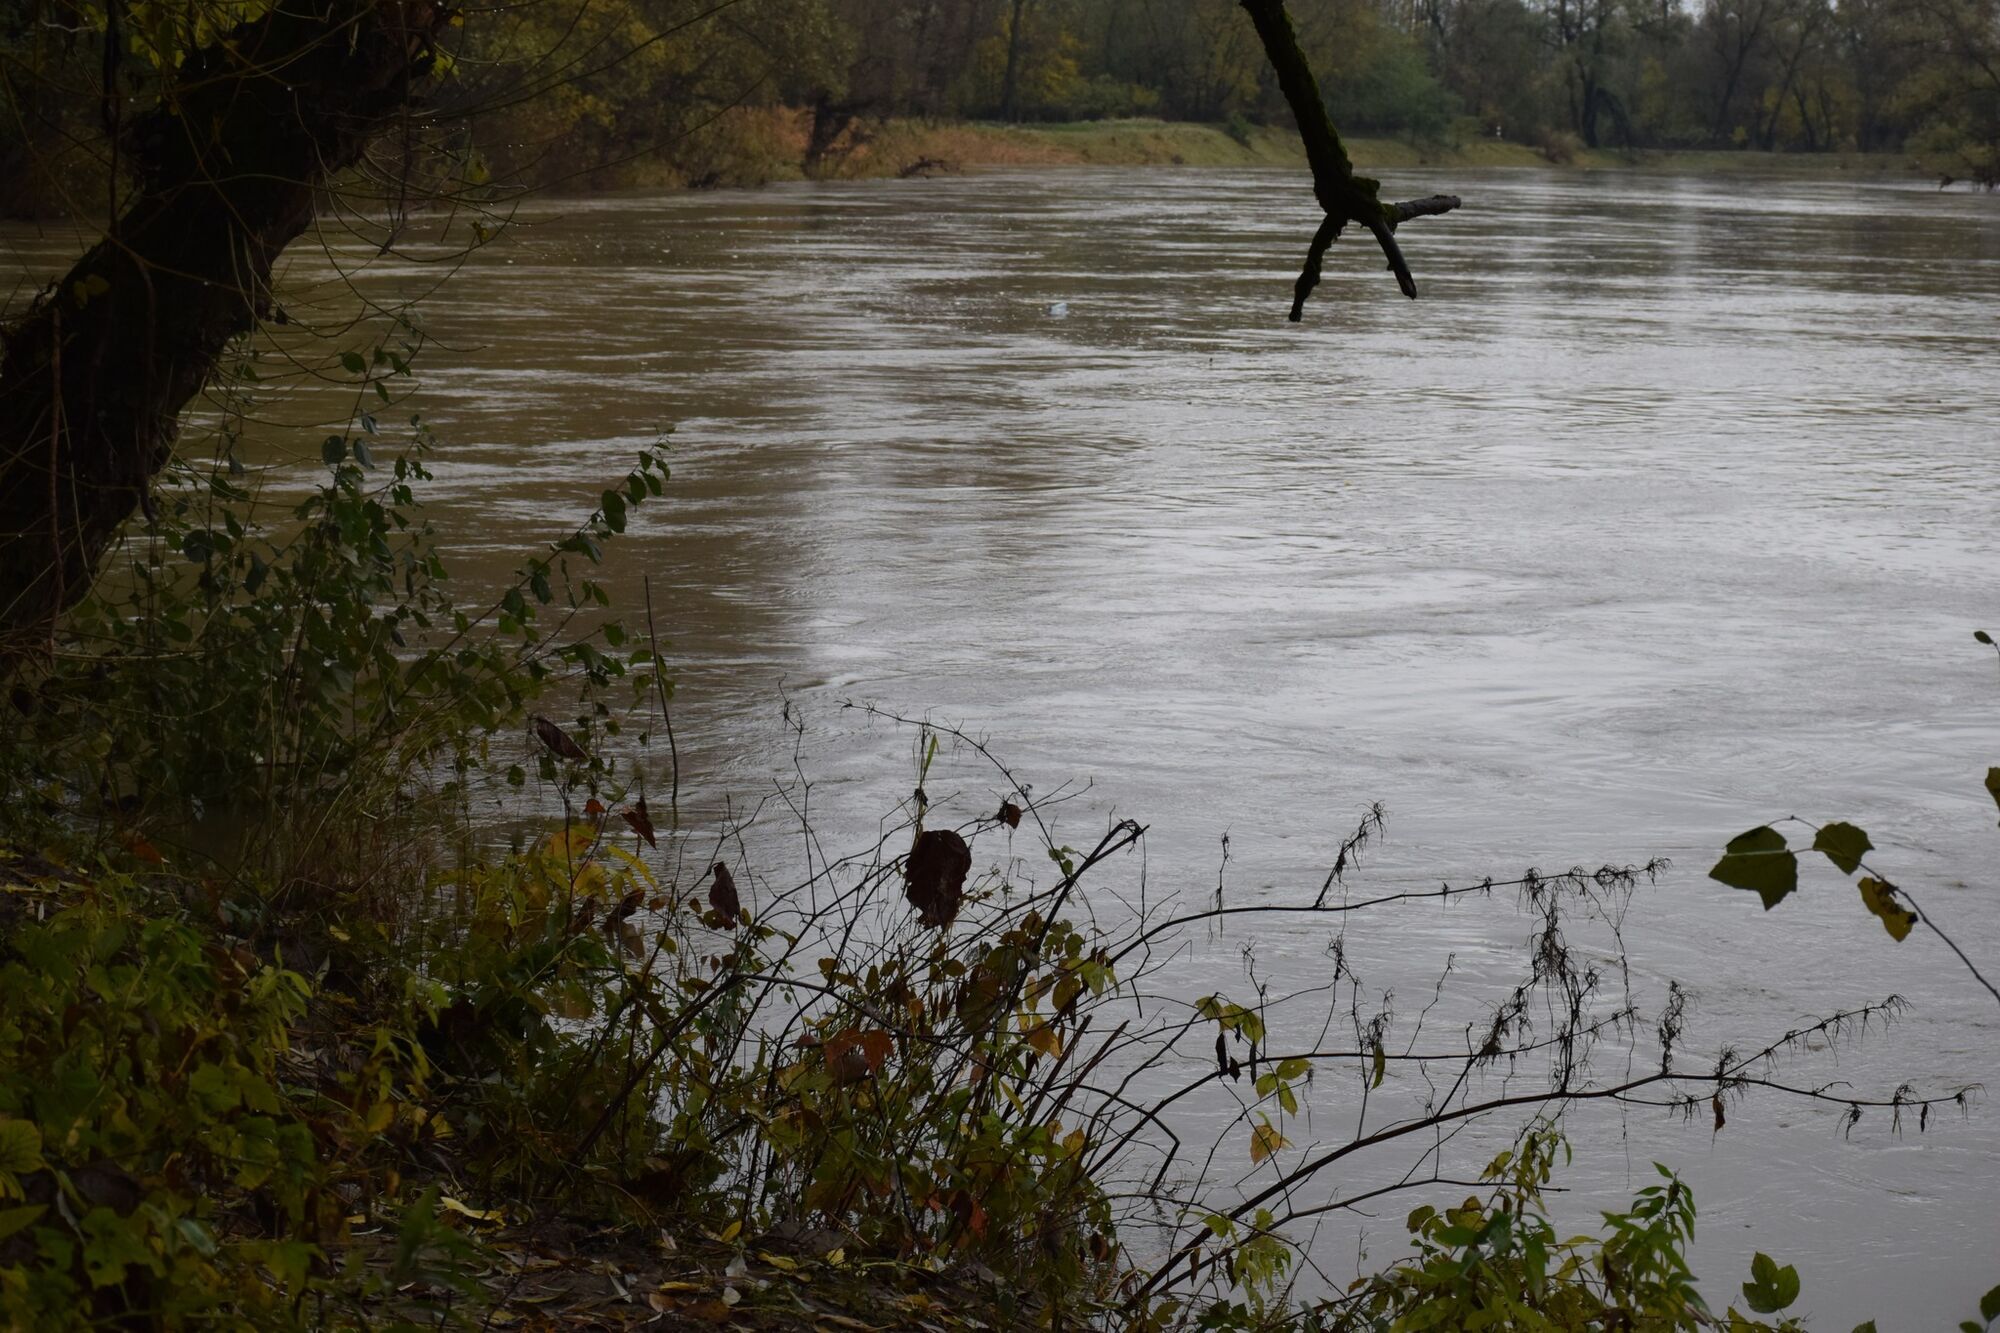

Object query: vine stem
[1899,884,2000,1007]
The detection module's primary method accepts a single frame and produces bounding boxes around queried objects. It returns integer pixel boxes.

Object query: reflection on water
[8,166,1998,1320]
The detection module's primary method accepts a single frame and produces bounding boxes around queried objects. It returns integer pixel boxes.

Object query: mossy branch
[1240,0,1464,318]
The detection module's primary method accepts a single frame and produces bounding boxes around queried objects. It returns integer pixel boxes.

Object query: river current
[9,164,1997,1321]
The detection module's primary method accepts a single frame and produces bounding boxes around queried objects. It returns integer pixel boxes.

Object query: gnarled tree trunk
[0,0,447,655]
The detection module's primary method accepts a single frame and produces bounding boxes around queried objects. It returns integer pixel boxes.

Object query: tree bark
[0,0,447,655]
[1000,0,1030,120]
[1237,0,1462,315]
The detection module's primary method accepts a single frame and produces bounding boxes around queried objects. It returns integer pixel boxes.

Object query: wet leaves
[904,830,970,928]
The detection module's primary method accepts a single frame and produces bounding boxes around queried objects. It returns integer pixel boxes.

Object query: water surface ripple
[18,165,1998,1321]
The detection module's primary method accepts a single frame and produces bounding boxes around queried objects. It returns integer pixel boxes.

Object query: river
[10,163,1998,1322]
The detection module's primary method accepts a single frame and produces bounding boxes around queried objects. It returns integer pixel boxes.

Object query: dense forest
[5,0,1999,216]
[776,0,2000,156]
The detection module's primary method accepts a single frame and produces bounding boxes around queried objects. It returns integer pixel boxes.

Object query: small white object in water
[1046,301,1069,319]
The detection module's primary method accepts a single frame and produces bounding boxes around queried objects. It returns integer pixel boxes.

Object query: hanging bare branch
[1240,0,1464,319]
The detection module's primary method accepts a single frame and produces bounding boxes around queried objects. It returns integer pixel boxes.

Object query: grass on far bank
[807,115,1930,181]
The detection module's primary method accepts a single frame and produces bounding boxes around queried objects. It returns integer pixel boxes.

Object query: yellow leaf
[572,860,610,900]
[603,843,659,887]
[1858,878,1916,942]
[1024,1024,1063,1059]
[718,1219,743,1244]
[541,825,595,862]
[1250,1121,1288,1165]
[438,1196,506,1225]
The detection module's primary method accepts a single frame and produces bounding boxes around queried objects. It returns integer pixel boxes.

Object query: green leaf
[1858,878,1916,943]
[0,1204,44,1241]
[1710,826,1798,910]
[0,1119,43,1176]
[1851,1323,1878,1333]
[1980,1282,2000,1322]
[1976,629,1994,645]
[600,490,627,534]
[1813,822,1872,875]
[1987,769,2000,823]
[340,350,366,375]
[71,273,110,306]
[1742,1252,1800,1313]
[321,436,346,466]
[81,1206,155,1288]
[1371,1041,1386,1089]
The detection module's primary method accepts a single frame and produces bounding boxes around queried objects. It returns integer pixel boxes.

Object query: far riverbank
[755,115,1936,187]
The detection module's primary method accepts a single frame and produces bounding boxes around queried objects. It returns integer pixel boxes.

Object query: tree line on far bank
[3,0,1998,218]
[811,0,1997,163]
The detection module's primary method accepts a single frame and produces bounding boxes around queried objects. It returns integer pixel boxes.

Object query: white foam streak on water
[10,165,1998,1321]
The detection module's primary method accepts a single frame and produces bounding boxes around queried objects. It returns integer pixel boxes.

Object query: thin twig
[642,573,680,822]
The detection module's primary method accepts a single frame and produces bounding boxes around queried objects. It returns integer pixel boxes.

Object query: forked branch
[1241,0,1464,319]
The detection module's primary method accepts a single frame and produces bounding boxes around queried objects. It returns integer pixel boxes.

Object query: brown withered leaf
[904,829,971,928]
[530,714,589,763]
[949,1188,989,1238]
[825,1027,893,1085]
[827,1043,871,1087]
[996,801,1023,829]
[622,796,657,848]
[707,862,742,928]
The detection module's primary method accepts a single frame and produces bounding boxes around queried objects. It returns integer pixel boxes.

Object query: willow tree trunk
[0,0,446,654]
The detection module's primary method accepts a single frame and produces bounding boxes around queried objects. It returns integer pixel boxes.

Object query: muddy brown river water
[7,164,1998,1322]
